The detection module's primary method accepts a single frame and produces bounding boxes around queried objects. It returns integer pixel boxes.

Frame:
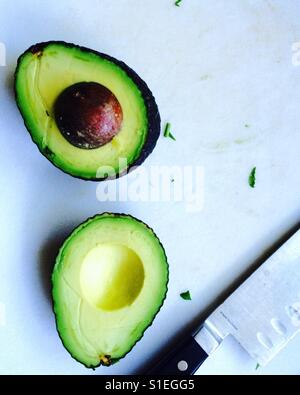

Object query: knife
[147,228,300,375]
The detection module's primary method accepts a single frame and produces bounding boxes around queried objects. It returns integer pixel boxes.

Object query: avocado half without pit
[15,41,161,180]
[52,213,168,368]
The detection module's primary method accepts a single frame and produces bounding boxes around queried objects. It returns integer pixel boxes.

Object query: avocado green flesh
[15,43,148,179]
[52,214,168,368]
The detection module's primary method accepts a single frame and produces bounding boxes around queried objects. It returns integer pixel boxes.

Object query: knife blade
[147,228,300,375]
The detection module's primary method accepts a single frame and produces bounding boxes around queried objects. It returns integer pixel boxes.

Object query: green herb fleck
[180,290,192,301]
[175,0,182,6]
[244,123,250,128]
[255,363,260,370]
[248,167,256,188]
[171,178,175,183]
[164,123,176,141]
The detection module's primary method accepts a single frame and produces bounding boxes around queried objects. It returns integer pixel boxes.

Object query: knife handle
[147,336,208,375]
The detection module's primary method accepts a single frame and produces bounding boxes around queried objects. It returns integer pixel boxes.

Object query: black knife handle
[147,336,208,375]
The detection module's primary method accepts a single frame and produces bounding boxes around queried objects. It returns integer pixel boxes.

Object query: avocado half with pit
[52,213,168,368]
[15,41,160,180]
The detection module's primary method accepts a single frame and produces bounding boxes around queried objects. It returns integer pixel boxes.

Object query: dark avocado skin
[51,213,169,369]
[15,41,161,181]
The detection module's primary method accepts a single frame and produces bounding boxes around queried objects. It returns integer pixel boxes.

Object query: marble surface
[0,0,300,374]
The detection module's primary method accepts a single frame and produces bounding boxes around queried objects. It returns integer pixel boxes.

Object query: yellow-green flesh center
[80,243,144,311]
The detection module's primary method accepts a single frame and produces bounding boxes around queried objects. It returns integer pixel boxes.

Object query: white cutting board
[0,0,300,375]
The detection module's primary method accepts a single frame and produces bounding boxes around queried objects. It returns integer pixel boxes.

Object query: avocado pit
[54,82,123,149]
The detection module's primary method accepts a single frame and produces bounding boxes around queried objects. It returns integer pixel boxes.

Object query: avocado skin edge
[14,41,161,181]
[51,212,169,369]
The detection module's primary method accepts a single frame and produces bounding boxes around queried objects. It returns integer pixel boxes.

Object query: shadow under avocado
[39,228,74,306]
[5,68,15,100]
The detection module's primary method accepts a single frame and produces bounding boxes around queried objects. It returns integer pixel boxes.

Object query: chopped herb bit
[244,123,250,128]
[164,123,176,141]
[255,363,260,370]
[175,0,182,6]
[164,122,171,135]
[180,290,191,301]
[171,178,175,183]
[248,167,256,188]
